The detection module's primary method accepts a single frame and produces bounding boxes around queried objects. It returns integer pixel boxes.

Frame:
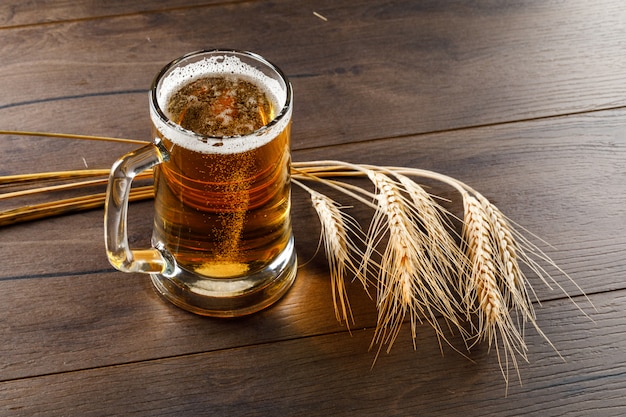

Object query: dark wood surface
[1,1,625,415]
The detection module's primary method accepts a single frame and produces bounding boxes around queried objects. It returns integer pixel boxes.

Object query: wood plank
[1,1,623,415]
[0,0,236,28]
[1,0,625,149]
[0,290,623,416]
[0,242,377,381]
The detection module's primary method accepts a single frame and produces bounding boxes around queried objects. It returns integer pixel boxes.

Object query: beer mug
[105,50,297,317]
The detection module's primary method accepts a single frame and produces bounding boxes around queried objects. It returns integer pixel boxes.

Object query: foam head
[150,52,291,154]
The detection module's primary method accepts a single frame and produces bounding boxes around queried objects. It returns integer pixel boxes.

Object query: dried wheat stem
[0,178,108,200]
[0,169,112,186]
[0,171,153,200]
[292,168,378,210]
[0,130,147,145]
[0,186,153,227]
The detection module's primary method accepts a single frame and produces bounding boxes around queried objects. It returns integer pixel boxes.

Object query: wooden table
[1,1,625,415]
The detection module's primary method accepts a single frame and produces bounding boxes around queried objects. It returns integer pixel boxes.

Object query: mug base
[149,237,297,317]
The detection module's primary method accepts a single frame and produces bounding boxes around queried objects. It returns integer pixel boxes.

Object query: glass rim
[149,49,293,141]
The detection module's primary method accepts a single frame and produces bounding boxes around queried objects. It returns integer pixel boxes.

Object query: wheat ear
[395,173,467,281]
[292,179,368,325]
[366,171,463,354]
[461,193,529,386]
[477,194,535,319]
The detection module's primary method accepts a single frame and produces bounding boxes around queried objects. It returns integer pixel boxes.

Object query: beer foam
[151,54,291,154]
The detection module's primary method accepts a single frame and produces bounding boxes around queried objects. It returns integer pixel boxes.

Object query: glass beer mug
[105,50,297,317]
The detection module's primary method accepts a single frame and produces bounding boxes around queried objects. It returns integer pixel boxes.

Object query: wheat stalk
[0,130,147,145]
[292,160,591,390]
[0,186,153,227]
[366,171,464,353]
[0,169,111,186]
[0,131,153,226]
[292,179,368,325]
[461,193,527,386]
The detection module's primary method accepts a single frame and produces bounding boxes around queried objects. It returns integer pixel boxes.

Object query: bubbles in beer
[167,76,273,138]
[150,52,293,280]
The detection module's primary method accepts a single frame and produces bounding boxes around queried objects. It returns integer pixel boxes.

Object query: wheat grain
[477,195,535,319]
[462,195,499,325]
[292,178,369,325]
[311,191,351,323]
[367,171,462,353]
[462,193,529,386]
[395,173,467,276]
[312,190,366,324]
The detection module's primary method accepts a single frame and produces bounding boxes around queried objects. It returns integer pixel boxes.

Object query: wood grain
[0,266,378,381]
[0,291,623,416]
[0,0,235,27]
[1,0,625,415]
[0,0,625,149]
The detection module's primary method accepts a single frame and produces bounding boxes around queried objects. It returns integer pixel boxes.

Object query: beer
[151,56,293,278]
[106,50,295,316]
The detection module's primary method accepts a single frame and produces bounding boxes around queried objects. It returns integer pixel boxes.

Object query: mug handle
[105,143,169,274]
